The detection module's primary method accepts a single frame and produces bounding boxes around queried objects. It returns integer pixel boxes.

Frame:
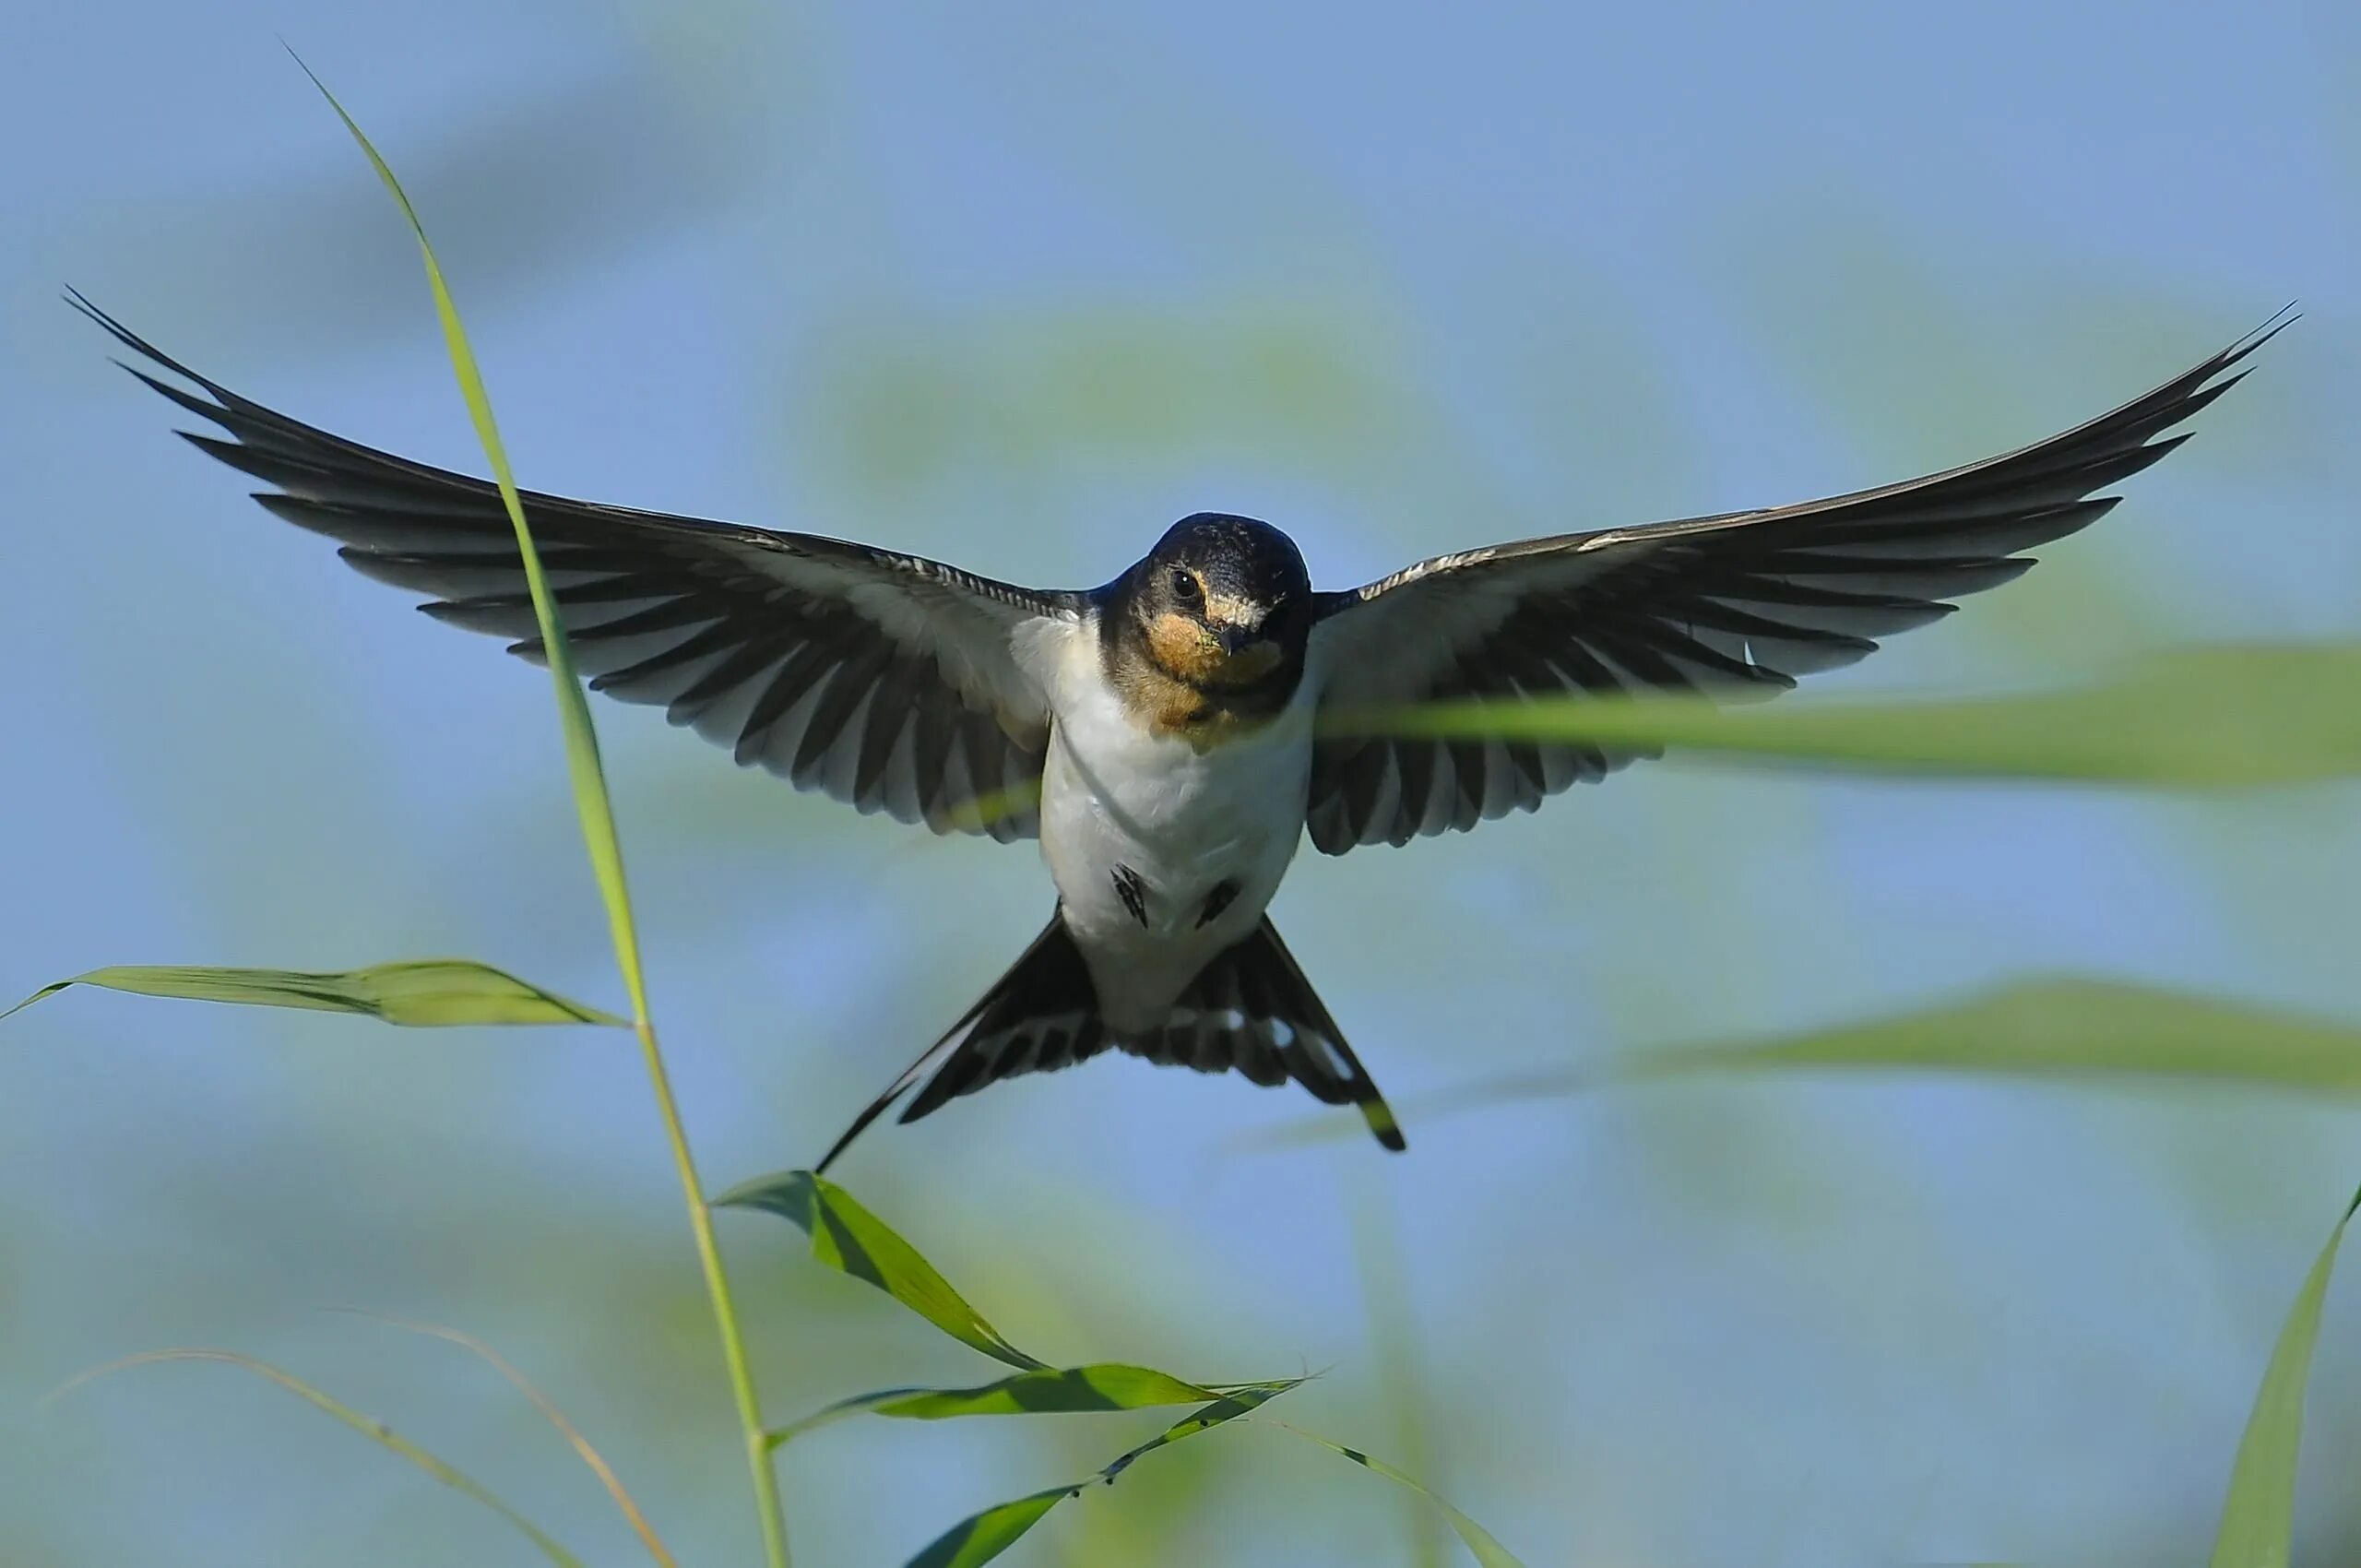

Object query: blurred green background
[5,2,2358,1563]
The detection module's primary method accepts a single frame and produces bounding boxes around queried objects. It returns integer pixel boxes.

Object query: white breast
[1020,618,1318,1033]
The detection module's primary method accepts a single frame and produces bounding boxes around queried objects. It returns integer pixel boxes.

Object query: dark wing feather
[1305,314,2290,853]
[77,294,1081,840]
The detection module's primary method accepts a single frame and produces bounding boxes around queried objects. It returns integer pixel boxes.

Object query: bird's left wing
[79,296,1083,840]
[1304,315,2286,854]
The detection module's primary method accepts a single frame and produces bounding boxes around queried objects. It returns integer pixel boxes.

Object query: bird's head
[1126,513,1313,692]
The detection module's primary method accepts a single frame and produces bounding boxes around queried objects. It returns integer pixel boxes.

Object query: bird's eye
[1169,569,1201,603]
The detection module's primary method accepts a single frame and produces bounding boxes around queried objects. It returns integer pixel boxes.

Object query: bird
[73,291,2284,1170]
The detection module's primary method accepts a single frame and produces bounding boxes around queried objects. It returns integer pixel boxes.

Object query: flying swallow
[73,292,2284,1167]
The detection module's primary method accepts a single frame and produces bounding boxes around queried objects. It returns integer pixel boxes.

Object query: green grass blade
[292,56,790,1567]
[942,779,1043,837]
[770,1365,1293,1445]
[2210,1186,2361,1568]
[1247,977,2361,1149]
[52,1348,584,1568]
[906,1384,1299,1568]
[1322,643,2361,788]
[718,1170,1045,1370]
[1266,1421,1526,1568]
[4,959,621,1028]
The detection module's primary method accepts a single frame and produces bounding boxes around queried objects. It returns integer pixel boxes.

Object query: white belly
[1036,649,1316,1033]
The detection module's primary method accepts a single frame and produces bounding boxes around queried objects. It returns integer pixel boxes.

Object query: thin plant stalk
[332,1311,679,1568]
[54,1350,586,1568]
[294,55,792,1567]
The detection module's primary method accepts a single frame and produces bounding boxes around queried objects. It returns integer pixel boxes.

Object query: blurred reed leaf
[1268,1422,1527,1568]
[769,1362,1290,1445]
[1253,977,2361,1148]
[53,1348,585,1568]
[2,959,619,1028]
[907,1384,1299,1568]
[2211,1186,2361,1568]
[1325,643,2361,788]
[804,297,1408,504]
[1612,977,2361,1094]
[719,1169,1046,1370]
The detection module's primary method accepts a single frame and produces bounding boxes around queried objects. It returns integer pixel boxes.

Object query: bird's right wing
[1305,313,2287,853]
[80,293,1083,840]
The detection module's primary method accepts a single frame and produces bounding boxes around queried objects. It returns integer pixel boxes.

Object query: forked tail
[814,909,1403,1172]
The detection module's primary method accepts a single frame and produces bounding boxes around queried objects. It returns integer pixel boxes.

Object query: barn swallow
[72,292,2284,1168]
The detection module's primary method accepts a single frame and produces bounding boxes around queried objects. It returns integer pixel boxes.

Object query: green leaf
[1323,643,2361,788]
[1269,1422,1527,1568]
[53,1348,584,1568]
[1249,977,2361,1148]
[770,1363,1289,1445]
[716,1169,1045,1369]
[2210,1186,2361,1568]
[906,1384,1297,1568]
[910,1489,1063,1568]
[3,960,621,1028]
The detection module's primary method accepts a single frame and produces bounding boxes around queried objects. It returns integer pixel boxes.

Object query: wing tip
[60,283,113,337]
[2212,302,2298,378]
[65,288,209,390]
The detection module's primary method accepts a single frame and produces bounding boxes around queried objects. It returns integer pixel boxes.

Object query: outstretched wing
[78,294,1082,840]
[1304,315,2288,853]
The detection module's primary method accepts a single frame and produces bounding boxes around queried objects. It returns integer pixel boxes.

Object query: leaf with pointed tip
[906,1384,1298,1568]
[716,1169,1043,1370]
[2210,1186,2361,1568]
[4,960,621,1028]
[1324,643,2361,788]
[1269,1421,1528,1567]
[770,1363,1290,1445]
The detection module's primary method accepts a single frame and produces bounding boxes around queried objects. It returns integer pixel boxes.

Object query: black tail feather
[1137,918,1405,1150]
[813,913,1103,1174]
[813,910,1404,1172]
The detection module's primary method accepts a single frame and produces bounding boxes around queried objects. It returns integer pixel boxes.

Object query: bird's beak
[1206,618,1281,683]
